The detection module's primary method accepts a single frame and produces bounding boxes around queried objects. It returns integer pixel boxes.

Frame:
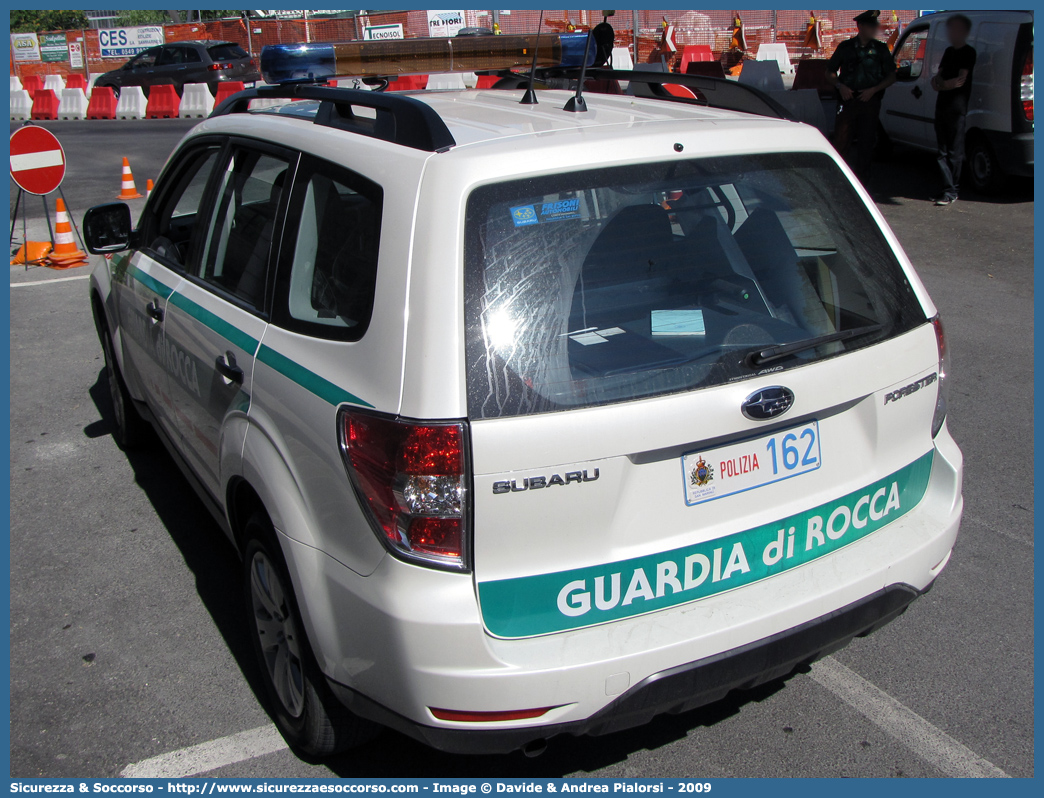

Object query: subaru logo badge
[742,386,795,421]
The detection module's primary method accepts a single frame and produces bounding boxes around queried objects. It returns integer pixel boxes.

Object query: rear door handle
[215,352,244,385]
[146,301,164,322]
[912,85,923,99]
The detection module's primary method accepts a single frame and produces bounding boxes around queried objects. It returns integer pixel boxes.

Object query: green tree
[10,10,89,33]
[114,10,170,27]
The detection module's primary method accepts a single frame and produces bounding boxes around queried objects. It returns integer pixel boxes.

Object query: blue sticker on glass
[539,198,582,222]
[511,205,539,227]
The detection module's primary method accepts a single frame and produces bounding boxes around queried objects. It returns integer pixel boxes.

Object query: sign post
[10,126,66,196]
[9,125,76,267]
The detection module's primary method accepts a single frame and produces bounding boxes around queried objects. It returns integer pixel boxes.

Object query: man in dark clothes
[931,14,976,205]
[826,10,897,185]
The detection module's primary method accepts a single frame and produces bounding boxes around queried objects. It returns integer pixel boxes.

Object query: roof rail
[210,84,456,153]
[542,68,795,121]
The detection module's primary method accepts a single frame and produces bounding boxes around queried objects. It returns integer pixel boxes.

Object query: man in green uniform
[826,10,897,185]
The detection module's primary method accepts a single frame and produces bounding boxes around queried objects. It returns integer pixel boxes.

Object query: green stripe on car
[167,291,260,354]
[127,263,174,299]
[128,265,370,409]
[257,345,373,408]
[478,451,936,639]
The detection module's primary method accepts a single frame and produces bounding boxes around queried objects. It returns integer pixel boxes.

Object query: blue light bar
[261,33,595,85]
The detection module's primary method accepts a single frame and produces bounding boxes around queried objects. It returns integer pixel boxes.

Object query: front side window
[464,152,926,419]
[895,27,930,80]
[197,148,291,309]
[128,48,159,70]
[273,157,383,340]
[142,145,221,269]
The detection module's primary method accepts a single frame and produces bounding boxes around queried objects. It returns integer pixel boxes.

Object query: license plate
[682,421,822,506]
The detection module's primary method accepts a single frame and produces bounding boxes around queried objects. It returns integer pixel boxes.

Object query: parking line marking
[811,657,1009,778]
[11,275,90,287]
[120,724,288,778]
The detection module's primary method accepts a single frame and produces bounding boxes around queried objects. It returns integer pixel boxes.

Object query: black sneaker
[934,196,957,206]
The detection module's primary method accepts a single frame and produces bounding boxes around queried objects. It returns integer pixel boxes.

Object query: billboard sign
[11,33,41,63]
[427,10,466,37]
[364,23,405,40]
[40,33,69,63]
[98,26,165,59]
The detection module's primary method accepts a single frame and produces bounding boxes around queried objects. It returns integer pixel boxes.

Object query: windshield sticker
[539,198,582,222]
[510,205,538,227]
[511,199,583,227]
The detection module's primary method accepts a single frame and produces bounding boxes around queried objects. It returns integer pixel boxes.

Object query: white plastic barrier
[460,72,478,88]
[248,97,285,110]
[115,85,147,119]
[739,60,785,93]
[611,47,634,71]
[10,89,32,121]
[426,73,468,90]
[332,78,375,91]
[43,74,66,93]
[87,73,101,96]
[10,75,23,92]
[179,83,215,117]
[756,43,795,76]
[57,87,88,120]
[769,89,828,134]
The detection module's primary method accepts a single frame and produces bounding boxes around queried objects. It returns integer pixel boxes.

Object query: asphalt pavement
[7,120,1034,778]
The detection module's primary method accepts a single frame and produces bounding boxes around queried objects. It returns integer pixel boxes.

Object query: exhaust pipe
[522,738,548,758]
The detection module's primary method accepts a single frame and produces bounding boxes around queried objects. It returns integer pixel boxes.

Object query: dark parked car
[94,40,261,98]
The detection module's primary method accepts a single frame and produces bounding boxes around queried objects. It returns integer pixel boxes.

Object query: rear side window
[464,152,926,419]
[208,43,249,61]
[273,157,384,341]
[157,46,201,66]
[197,148,292,309]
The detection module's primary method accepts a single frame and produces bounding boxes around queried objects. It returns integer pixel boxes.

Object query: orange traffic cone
[146,178,154,198]
[117,157,143,199]
[46,197,89,269]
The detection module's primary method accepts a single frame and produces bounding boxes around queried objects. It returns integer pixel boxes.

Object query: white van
[880,10,1033,192]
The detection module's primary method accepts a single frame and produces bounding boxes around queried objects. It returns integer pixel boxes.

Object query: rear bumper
[326,582,925,754]
[279,429,962,753]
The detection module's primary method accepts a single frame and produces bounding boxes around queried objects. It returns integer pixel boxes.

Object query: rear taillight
[931,315,949,438]
[339,408,469,570]
[207,62,234,71]
[1021,47,1033,121]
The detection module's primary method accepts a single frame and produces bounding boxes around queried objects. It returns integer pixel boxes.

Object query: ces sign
[98,26,164,59]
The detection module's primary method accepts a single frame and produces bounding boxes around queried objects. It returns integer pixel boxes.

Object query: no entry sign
[10,126,66,195]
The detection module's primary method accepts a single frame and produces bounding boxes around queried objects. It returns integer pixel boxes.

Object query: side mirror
[83,203,133,254]
[896,63,912,80]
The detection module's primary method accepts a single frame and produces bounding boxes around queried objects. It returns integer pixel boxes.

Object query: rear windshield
[464,152,926,419]
[208,43,249,61]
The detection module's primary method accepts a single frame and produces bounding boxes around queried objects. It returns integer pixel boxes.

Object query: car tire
[104,83,121,100]
[242,513,380,757]
[966,134,1004,194]
[96,313,151,450]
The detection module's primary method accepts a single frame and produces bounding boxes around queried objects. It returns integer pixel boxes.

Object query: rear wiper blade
[745,324,884,367]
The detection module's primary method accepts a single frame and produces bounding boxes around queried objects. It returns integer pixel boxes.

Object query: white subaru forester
[84,34,963,758]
